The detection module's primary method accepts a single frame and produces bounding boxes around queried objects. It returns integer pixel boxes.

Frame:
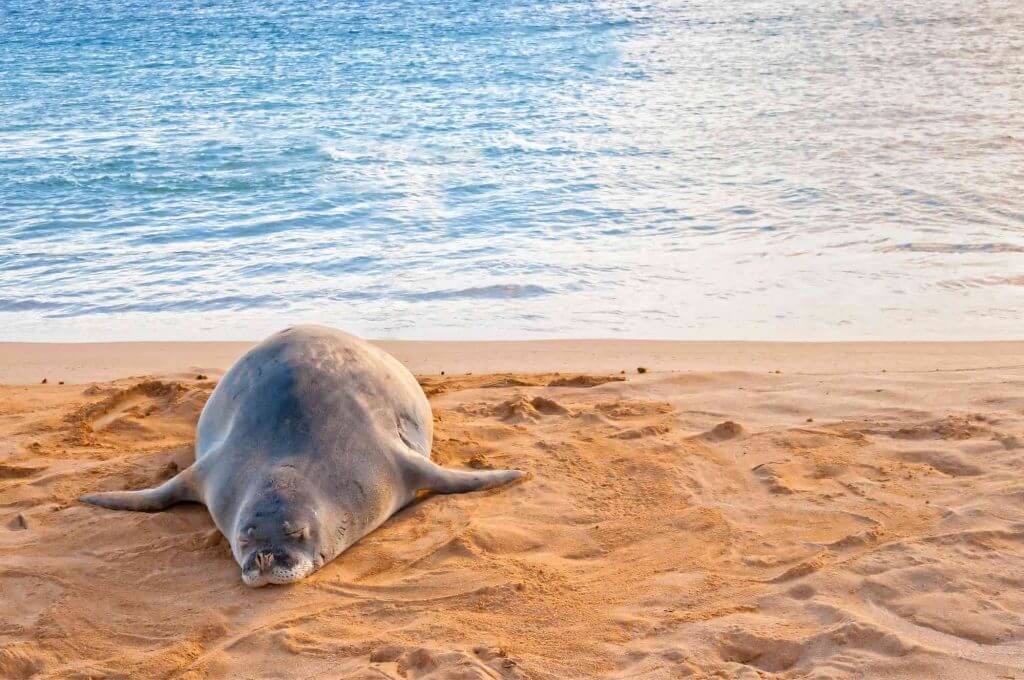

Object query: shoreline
[2,338,1023,385]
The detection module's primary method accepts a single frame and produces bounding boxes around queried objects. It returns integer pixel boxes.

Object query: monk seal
[80,325,523,587]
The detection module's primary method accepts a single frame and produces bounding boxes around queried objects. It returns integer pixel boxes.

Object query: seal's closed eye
[287,526,310,540]
[237,525,256,546]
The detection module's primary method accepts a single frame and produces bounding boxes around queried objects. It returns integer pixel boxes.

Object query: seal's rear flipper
[400,453,524,495]
[80,466,200,512]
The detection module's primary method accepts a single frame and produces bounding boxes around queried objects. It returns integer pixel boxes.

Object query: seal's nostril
[256,551,276,571]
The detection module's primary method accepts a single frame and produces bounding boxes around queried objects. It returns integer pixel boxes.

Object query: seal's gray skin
[80,325,523,587]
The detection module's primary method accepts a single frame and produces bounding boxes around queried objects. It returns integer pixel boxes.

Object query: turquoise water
[2,0,1022,341]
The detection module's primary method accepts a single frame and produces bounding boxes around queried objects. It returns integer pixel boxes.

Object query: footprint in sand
[716,629,805,673]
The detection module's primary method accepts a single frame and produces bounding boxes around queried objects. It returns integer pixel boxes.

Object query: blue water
[2,0,1023,341]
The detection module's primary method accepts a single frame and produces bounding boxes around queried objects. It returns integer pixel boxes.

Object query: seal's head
[233,483,332,587]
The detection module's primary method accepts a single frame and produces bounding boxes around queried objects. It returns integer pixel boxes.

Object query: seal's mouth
[241,555,314,588]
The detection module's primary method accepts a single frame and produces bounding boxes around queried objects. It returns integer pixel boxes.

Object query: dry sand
[1,340,1023,679]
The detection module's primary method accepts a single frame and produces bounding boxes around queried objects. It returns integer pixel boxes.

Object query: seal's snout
[254,550,275,572]
[241,548,315,587]
[243,549,283,576]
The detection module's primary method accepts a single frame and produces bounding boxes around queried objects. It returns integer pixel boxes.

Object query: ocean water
[2,0,1022,341]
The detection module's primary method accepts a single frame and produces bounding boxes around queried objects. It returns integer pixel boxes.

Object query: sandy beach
[2,340,1023,679]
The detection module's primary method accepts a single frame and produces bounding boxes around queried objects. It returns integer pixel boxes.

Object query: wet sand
[1,341,1023,678]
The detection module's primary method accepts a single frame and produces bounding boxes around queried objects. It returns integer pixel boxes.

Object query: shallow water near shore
[2,0,1023,341]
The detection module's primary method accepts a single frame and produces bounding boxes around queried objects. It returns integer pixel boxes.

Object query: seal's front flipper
[80,466,200,512]
[400,454,524,495]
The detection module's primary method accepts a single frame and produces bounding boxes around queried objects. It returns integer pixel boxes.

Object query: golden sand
[1,341,1023,678]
